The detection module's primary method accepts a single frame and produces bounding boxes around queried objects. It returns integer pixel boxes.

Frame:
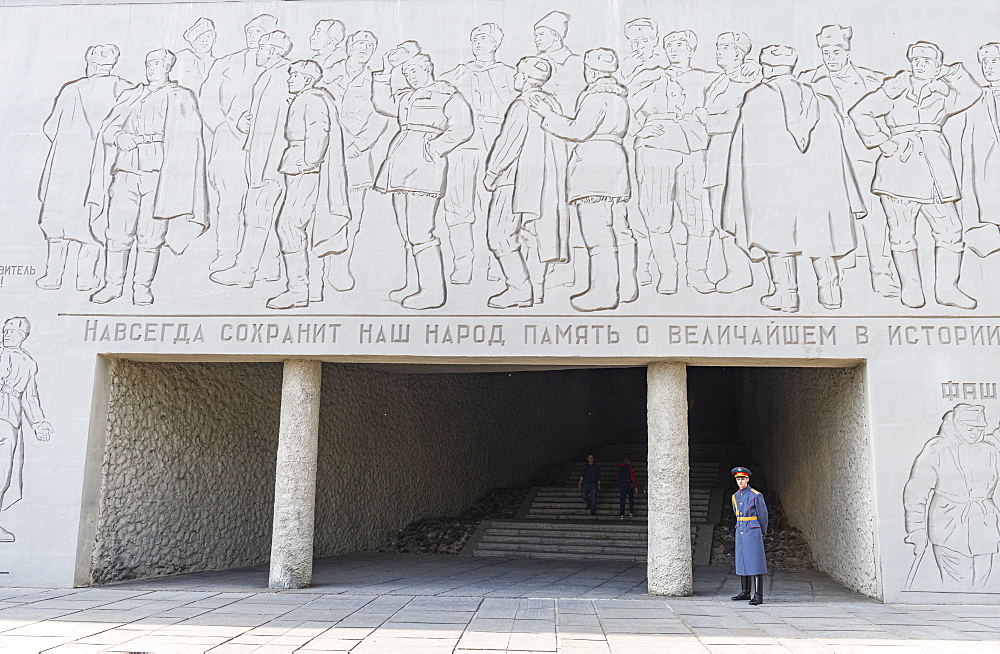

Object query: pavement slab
[0,555,996,652]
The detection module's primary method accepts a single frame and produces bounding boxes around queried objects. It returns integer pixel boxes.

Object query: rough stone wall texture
[91,361,641,583]
[736,366,879,599]
[91,360,283,584]
[312,364,637,557]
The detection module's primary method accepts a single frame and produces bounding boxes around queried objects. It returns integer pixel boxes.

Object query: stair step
[523,516,653,522]
[479,536,647,548]
[474,550,647,562]
[468,435,730,563]
[476,542,648,555]
[493,520,647,532]
[484,525,647,541]
[530,504,650,509]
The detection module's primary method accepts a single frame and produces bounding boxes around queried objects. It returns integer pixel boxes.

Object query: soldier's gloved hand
[425,139,445,159]
[878,139,899,158]
[34,421,53,442]
[904,529,928,554]
[737,61,762,81]
[114,133,139,151]
[237,111,253,134]
[346,143,363,159]
[942,62,964,78]
[379,51,394,73]
[484,173,498,193]
[527,94,553,117]
[635,124,664,139]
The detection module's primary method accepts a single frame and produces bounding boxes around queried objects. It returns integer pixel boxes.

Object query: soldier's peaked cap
[260,31,292,55]
[184,17,215,42]
[732,467,752,477]
[387,40,422,67]
[978,43,1000,61]
[816,25,852,49]
[402,53,433,70]
[953,403,988,426]
[717,32,752,54]
[316,19,346,42]
[86,44,120,65]
[4,316,30,335]
[246,14,278,32]
[517,56,552,81]
[624,18,658,38]
[146,48,175,62]
[289,59,323,81]
[471,23,504,44]
[534,11,569,39]
[760,44,798,67]
[907,41,943,62]
[347,30,378,49]
[584,48,619,73]
[664,30,697,51]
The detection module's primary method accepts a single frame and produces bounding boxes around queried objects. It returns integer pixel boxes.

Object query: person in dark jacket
[617,457,641,519]
[731,466,769,605]
[578,454,601,515]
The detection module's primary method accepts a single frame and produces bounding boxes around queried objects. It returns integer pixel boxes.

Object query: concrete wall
[737,366,880,599]
[91,360,282,584]
[89,361,642,583]
[313,364,638,556]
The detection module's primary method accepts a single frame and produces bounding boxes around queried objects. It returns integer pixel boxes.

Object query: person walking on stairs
[617,457,641,519]
[578,454,601,516]
[730,466,769,605]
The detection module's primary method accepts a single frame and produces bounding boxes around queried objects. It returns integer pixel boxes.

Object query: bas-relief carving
[13,2,1000,599]
[903,402,1000,593]
[26,7,1000,315]
[0,318,51,545]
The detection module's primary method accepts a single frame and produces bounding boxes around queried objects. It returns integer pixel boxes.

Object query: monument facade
[2,0,1000,603]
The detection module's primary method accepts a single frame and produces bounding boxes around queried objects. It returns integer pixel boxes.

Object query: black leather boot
[731,575,751,601]
[749,574,764,605]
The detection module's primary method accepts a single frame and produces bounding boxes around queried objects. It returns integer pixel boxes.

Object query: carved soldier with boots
[372,46,475,309]
[531,48,631,312]
[850,41,982,310]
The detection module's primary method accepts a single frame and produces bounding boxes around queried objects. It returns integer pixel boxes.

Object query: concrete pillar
[646,361,692,596]
[268,359,322,589]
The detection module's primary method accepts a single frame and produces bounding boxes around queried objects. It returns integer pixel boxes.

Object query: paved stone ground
[0,554,998,652]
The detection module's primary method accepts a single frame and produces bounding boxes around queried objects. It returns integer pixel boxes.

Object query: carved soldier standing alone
[731,466,769,605]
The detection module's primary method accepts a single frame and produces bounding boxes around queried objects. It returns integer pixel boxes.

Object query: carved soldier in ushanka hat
[529,48,632,312]
[731,467,769,605]
[850,41,982,311]
[173,17,217,92]
[372,45,475,310]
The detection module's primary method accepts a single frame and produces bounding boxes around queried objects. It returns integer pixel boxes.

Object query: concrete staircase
[464,433,729,563]
[468,521,648,561]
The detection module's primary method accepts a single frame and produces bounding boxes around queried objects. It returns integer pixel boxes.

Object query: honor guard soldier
[731,467,769,605]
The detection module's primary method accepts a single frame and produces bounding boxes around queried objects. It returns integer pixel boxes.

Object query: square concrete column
[269,359,322,589]
[646,361,692,596]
